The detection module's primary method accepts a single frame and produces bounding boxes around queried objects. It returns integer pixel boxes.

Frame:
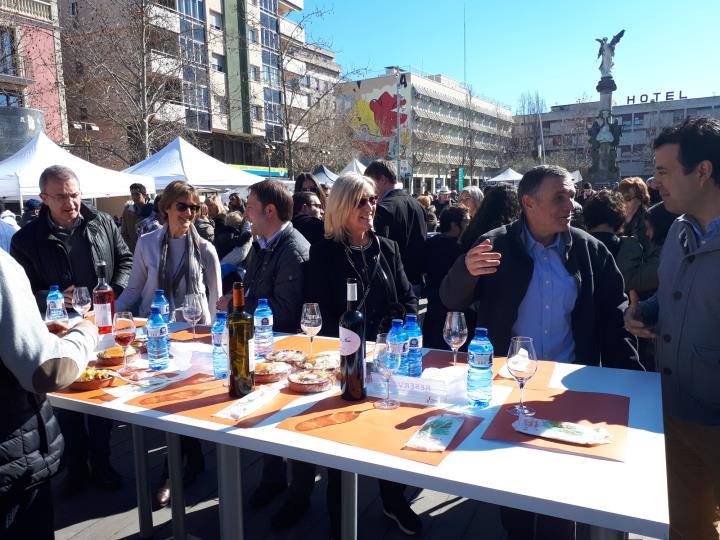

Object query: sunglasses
[176,202,201,213]
[356,195,378,208]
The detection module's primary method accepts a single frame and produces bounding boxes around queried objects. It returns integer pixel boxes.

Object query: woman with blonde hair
[305,172,420,536]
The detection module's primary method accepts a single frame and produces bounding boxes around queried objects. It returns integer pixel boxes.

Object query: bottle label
[339,327,361,355]
[469,351,493,368]
[95,303,112,328]
[248,338,256,372]
[409,336,423,349]
[254,315,273,327]
[147,325,168,338]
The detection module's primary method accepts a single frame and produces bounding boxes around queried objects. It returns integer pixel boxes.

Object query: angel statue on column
[596,30,625,77]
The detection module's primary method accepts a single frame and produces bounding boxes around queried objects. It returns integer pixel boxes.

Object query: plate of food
[288,370,334,394]
[96,345,138,367]
[254,361,291,384]
[69,367,114,391]
[264,350,307,368]
[303,351,340,372]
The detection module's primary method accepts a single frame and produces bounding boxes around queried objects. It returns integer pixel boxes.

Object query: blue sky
[295,0,720,112]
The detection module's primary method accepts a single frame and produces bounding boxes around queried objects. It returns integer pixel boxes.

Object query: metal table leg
[167,432,187,540]
[216,443,243,540]
[131,425,154,539]
[589,526,628,540]
[341,470,358,540]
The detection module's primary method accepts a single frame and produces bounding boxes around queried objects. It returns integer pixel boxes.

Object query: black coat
[440,218,639,369]
[292,214,325,245]
[306,235,418,339]
[373,189,427,284]
[11,204,133,311]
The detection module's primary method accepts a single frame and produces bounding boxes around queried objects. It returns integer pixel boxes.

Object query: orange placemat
[273,335,340,354]
[481,387,629,462]
[169,325,212,344]
[125,373,303,428]
[421,351,555,390]
[54,376,126,403]
[276,395,483,466]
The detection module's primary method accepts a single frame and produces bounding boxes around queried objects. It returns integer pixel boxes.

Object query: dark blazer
[440,218,639,369]
[11,204,133,310]
[292,214,325,245]
[306,235,418,339]
[373,189,427,284]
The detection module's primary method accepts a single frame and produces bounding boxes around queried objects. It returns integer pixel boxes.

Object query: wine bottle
[339,278,366,401]
[228,282,255,398]
[93,261,115,335]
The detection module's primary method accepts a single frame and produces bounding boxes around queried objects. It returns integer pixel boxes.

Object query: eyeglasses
[176,202,201,213]
[42,192,82,202]
[356,195,378,208]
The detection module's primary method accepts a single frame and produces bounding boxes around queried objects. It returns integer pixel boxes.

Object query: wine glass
[443,312,468,366]
[72,287,91,319]
[506,337,539,417]
[183,294,203,341]
[373,333,400,410]
[300,303,322,355]
[113,311,136,374]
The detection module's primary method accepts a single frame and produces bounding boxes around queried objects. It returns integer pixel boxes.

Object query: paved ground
[51,421,658,540]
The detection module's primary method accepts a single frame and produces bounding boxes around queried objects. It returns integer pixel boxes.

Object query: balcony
[0,0,52,22]
[153,101,185,124]
[149,50,182,78]
[279,17,305,43]
[279,0,304,16]
[147,3,180,34]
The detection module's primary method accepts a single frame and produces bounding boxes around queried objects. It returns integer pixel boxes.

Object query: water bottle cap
[475,327,488,338]
[49,285,59,292]
[406,314,417,322]
[156,289,164,295]
[216,311,227,320]
[258,298,268,305]
[391,319,403,328]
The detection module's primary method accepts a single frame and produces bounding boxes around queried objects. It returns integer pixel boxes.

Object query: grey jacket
[641,218,720,424]
[243,223,310,333]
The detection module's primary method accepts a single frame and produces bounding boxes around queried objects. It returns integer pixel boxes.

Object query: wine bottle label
[339,327,361,355]
[409,336,423,349]
[95,303,112,328]
[248,338,256,372]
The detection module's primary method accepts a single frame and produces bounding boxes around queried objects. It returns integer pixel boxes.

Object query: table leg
[131,425,153,539]
[167,432,187,540]
[341,470,357,540]
[588,526,628,540]
[216,443,243,540]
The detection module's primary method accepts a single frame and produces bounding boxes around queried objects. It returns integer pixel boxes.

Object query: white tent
[340,158,366,175]
[0,132,154,201]
[486,168,523,186]
[124,137,259,190]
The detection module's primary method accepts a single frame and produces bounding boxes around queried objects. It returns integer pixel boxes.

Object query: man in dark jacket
[10,165,133,496]
[441,164,638,540]
[366,160,427,289]
[0,249,97,539]
[291,190,325,245]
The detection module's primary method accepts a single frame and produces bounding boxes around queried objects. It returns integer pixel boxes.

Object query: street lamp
[263,142,275,177]
[70,121,99,161]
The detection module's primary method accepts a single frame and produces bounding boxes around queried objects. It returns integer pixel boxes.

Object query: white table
[49,341,669,540]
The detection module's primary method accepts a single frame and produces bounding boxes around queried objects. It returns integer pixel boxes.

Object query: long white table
[49,339,669,540]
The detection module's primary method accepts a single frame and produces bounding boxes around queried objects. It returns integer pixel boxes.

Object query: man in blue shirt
[442,164,638,539]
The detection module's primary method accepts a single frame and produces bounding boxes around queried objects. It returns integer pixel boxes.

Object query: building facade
[0,0,67,159]
[513,95,720,180]
[338,69,513,194]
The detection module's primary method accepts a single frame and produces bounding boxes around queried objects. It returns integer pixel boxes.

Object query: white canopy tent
[0,132,154,202]
[485,167,523,186]
[340,158,366,176]
[124,137,259,190]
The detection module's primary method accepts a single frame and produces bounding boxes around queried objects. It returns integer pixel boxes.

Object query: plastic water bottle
[253,298,274,360]
[403,314,423,377]
[387,319,409,375]
[147,306,170,371]
[467,327,493,408]
[45,285,68,323]
[151,289,171,323]
[211,311,228,379]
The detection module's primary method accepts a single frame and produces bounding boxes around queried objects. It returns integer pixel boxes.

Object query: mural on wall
[338,75,411,162]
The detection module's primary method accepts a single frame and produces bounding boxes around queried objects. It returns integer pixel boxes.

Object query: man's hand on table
[465,239,502,276]
[623,290,656,339]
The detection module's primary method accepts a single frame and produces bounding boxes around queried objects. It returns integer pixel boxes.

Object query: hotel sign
[626,91,688,104]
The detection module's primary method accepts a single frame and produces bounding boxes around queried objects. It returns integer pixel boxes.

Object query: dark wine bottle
[228,282,255,398]
[93,261,115,335]
[339,278,366,401]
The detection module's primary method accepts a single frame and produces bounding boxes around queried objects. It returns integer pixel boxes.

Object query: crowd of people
[0,116,718,539]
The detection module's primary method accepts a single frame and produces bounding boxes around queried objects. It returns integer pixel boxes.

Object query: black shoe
[383,500,422,536]
[90,462,123,491]
[154,479,171,509]
[59,468,89,498]
[249,482,286,509]
[270,497,311,531]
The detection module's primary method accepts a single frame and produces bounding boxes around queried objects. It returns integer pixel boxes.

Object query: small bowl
[69,376,113,391]
[96,352,138,367]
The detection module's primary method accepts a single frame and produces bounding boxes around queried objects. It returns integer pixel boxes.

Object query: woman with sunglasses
[305,173,421,536]
[116,180,221,507]
[294,171,327,209]
[618,177,652,250]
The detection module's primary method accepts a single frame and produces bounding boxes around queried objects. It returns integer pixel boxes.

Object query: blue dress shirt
[512,226,578,363]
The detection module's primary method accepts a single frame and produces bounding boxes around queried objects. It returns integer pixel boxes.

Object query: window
[70,1,78,16]
[178,0,206,22]
[215,95,228,115]
[250,65,260,82]
[247,28,257,44]
[209,10,223,30]
[79,106,88,120]
[0,27,17,76]
[252,105,262,121]
[0,90,22,107]
[211,53,225,72]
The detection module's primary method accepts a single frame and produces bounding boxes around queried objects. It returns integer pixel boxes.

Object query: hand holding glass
[72,287,91,319]
[113,312,136,374]
[373,333,400,410]
[300,303,322,355]
[506,337,539,416]
[183,294,203,341]
[443,312,468,366]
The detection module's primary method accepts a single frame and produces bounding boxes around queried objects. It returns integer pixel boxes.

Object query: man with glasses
[291,190,325,245]
[10,165,133,496]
